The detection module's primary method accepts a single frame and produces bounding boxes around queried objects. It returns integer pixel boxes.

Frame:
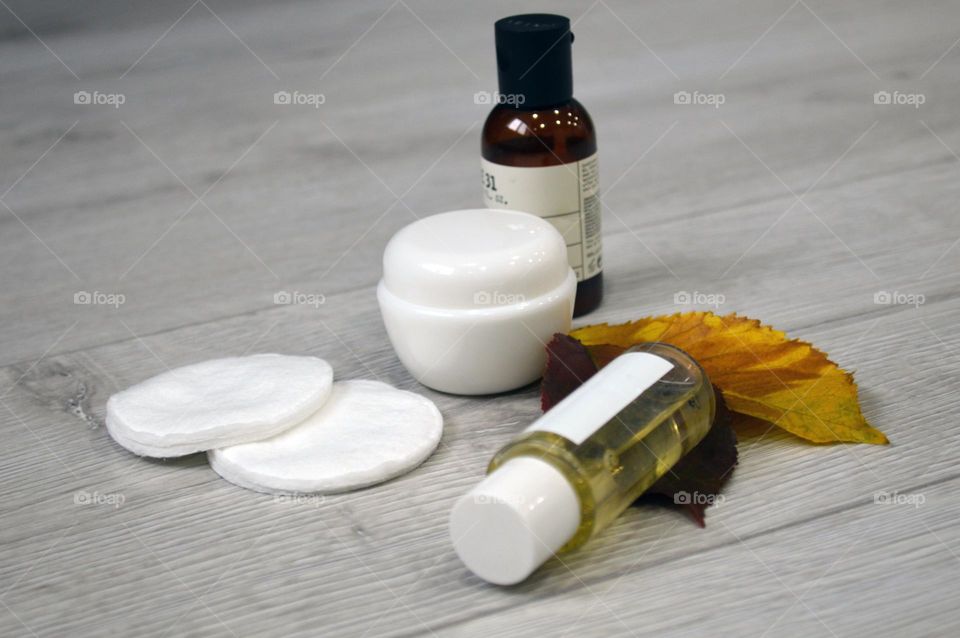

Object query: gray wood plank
[2,0,959,636]
[0,261,957,636]
[447,477,960,638]
[2,0,960,365]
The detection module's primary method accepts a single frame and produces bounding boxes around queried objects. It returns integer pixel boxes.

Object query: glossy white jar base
[377,270,575,395]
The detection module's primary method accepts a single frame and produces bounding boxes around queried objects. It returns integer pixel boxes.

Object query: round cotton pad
[208,380,443,494]
[106,354,334,458]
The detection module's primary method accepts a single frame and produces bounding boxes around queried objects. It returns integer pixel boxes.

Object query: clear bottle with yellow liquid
[450,342,715,584]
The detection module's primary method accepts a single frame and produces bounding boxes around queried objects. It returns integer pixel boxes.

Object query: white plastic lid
[449,456,581,585]
[381,209,571,309]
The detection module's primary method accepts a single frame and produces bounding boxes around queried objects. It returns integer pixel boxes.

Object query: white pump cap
[449,456,581,585]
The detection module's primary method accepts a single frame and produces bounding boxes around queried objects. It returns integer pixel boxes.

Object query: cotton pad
[208,379,443,494]
[106,354,334,458]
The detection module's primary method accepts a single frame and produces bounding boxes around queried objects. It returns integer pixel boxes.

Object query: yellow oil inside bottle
[488,342,715,551]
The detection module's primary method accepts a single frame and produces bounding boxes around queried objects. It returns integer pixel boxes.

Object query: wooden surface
[2,0,959,635]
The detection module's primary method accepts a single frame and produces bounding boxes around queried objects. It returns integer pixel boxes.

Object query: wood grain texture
[1,0,959,636]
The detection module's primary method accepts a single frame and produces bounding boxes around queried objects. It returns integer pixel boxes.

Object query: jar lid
[381,209,571,309]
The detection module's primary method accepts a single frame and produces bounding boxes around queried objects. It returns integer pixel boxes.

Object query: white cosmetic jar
[377,209,576,395]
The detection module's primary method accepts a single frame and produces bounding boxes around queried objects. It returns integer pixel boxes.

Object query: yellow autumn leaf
[571,311,887,445]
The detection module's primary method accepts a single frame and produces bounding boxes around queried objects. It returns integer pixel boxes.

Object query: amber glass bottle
[481,14,602,316]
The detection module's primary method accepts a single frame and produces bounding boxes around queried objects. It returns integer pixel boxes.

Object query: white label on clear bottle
[481,153,601,281]
[525,353,674,445]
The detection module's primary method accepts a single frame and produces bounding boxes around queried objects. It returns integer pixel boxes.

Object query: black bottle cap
[494,14,574,109]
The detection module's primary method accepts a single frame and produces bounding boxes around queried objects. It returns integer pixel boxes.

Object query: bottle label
[481,153,602,281]
[525,352,674,445]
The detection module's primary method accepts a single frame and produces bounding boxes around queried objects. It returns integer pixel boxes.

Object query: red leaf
[540,333,599,412]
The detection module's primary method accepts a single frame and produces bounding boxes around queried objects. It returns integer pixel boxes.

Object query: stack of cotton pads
[105,354,443,495]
